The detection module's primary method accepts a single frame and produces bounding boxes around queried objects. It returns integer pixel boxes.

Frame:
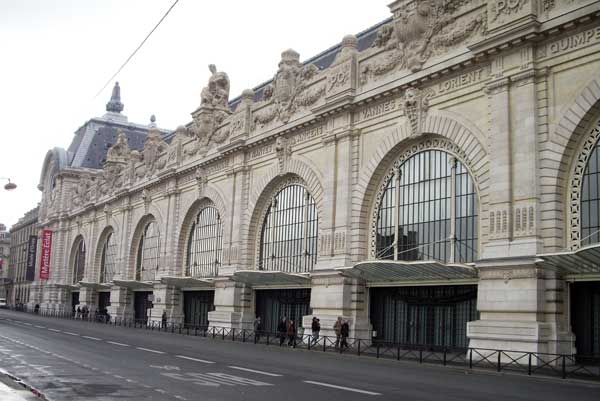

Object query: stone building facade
[0,224,10,299]
[28,1,600,357]
[3,208,39,306]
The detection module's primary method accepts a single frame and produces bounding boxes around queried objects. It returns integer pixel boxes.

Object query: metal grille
[99,232,117,283]
[183,291,214,329]
[136,221,160,281]
[72,238,86,284]
[582,138,600,246]
[259,184,318,272]
[370,285,478,348]
[375,150,478,263]
[255,288,312,333]
[186,207,222,278]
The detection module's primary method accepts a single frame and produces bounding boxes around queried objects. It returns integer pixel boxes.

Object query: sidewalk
[0,372,44,401]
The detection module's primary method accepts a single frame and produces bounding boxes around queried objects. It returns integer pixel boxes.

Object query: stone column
[79,286,97,313]
[148,283,183,325]
[108,285,133,320]
[208,279,253,329]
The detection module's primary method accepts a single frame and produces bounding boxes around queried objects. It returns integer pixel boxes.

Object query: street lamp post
[0,177,17,191]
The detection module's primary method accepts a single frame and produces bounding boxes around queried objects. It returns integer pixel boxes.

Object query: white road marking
[107,341,130,347]
[228,366,282,377]
[23,322,32,326]
[82,336,102,341]
[64,331,79,336]
[136,347,165,354]
[175,355,215,364]
[303,380,381,396]
[34,325,46,329]
[48,328,60,332]
[155,389,167,394]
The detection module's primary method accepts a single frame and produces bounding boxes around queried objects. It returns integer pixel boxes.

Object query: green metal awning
[160,276,215,289]
[232,270,311,287]
[336,260,478,283]
[112,279,153,290]
[537,243,600,279]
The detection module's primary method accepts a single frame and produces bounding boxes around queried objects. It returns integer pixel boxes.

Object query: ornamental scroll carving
[491,0,527,21]
[569,118,600,249]
[361,0,485,82]
[254,49,325,127]
[404,88,433,138]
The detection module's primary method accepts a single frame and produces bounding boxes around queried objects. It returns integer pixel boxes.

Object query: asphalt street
[0,310,599,401]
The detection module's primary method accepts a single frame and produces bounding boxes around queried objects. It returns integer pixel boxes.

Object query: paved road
[0,310,599,401]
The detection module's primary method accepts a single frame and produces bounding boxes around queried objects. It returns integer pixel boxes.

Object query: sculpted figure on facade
[362,0,485,83]
[101,129,130,194]
[254,49,324,127]
[275,136,292,175]
[72,176,95,207]
[191,65,232,151]
[139,128,168,178]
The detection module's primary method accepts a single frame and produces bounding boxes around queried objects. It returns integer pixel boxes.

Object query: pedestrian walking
[278,317,287,346]
[287,319,296,346]
[76,306,81,319]
[311,316,320,346]
[253,316,262,343]
[161,310,168,330]
[333,316,342,348]
[340,319,350,350]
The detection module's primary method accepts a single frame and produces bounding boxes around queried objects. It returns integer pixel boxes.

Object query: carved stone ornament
[275,136,292,175]
[72,176,95,207]
[141,188,151,213]
[254,49,324,127]
[191,64,232,150]
[195,167,208,197]
[491,0,527,21]
[141,128,168,177]
[361,0,485,82]
[403,87,432,137]
[101,129,130,194]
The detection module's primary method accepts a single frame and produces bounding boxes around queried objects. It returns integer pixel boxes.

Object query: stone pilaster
[208,279,253,329]
[148,283,183,324]
[108,285,133,320]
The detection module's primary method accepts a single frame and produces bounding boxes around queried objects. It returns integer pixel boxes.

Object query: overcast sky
[0,0,388,229]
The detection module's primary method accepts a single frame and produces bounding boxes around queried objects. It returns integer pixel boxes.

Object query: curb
[0,368,50,401]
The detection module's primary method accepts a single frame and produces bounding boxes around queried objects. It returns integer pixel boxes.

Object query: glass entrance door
[183,291,214,329]
[255,289,311,334]
[572,282,600,357]
[370,285,477,349]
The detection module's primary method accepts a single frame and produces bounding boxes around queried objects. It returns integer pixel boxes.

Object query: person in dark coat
[277,317,287,346]
[340,320,350,349]
[161,310,168,329]
[287,320,296,346]
[311,316,320,346]
[253,316,262,343]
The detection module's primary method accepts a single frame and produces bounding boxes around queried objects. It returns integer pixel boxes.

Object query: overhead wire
[93,0,181,100]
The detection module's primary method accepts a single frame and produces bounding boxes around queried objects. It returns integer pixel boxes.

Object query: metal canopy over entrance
[336,260,478,284]
[538,243,600,279]
[79,281,112,290]
[112,279,153,290]
[232,270,311,287]
[160,276,214,289]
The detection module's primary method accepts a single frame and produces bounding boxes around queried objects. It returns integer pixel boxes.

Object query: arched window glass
[100,232,117,283]
[581,138,600,246]
[186,206,223,278]
[72,238,86,284]
[136,221,160,281]
[259,184,318,272]
[375,150,478,263]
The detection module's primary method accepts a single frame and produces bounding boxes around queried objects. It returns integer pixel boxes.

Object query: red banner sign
[40,229,53,280]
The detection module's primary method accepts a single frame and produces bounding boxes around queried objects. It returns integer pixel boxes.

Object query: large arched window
[581,137,600,246]
[259,184,318,272]
[136,221,160,281]
[72,237,86,284]
[99,231,118,283]
[375,150,478,263]
[186,206,223,278]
